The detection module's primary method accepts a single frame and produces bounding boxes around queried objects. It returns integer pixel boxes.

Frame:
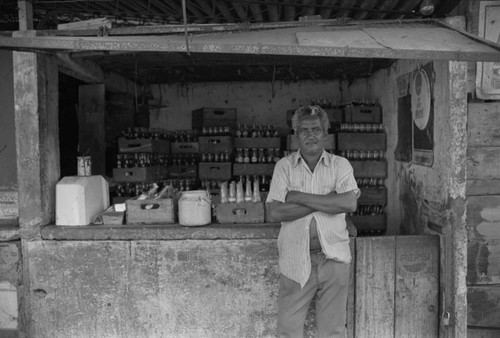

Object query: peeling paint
[476,222,500,237]
[480,206,500,222]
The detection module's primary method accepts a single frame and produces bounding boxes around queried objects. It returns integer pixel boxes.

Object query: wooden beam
[17,0,33,30]
[1,24,499,62]
[56,53,140,94]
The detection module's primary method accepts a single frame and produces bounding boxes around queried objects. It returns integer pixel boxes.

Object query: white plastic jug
[56,175,109,225]
[178,190,211,226]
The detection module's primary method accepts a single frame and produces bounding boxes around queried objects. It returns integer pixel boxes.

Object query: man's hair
[291,105,330,133]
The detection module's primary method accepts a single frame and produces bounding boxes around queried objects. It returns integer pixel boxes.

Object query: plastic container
[178,190,211,226]
[55,175,109,226]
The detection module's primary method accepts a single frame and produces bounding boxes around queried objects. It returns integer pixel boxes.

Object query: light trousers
[277,252,350,338]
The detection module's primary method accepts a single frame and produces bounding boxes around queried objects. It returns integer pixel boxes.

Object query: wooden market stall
[1,1,500,337]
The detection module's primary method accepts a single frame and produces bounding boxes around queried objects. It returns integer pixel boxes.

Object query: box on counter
[287,134,335,151]
[337,132,386,151]
[118,137,171,153]
[171,141,199,154]
[344,105,382,123]
[198,162,232,180]
[112,166,168,182]
[126,197,176,224]
[198,136,234,153]
[233,163,275,176]
[216,202,265,224]
[192,108,237,129]
[234,137,281,149]
[92,206,124,225]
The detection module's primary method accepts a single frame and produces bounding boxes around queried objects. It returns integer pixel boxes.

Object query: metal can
[77,156,92,176]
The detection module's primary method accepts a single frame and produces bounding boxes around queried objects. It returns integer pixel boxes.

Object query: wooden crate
[192,107,237,129]
[198,136,234,153]
[215,202,265,224]
[233,163,275,176]
[287,134,336,151]
[199,162,232,180]
[118,137,171,153]
[351,161,387,178]
[113,166,168,182]
[171,142,199,154]
[358,187,387,205]
[168,165,198,178]
[337,133,387,151]
[344,106,382,123]
[234,137,281,149]
[348,214,386,232]
[126,197,176,224]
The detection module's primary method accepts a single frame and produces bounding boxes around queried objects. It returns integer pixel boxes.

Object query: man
[266,105,359,338]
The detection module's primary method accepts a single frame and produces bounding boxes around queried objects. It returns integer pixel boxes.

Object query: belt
[310,248,322,253]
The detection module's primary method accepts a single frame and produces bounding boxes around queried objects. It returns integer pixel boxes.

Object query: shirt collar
[292,149,332,167]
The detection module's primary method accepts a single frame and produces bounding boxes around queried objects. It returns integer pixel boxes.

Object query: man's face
[296,116,325,156]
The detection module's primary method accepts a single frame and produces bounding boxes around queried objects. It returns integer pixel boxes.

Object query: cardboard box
[199,162,232,180]
[113,166,168,182]
[118,137,171,153]
[216,202,265,224]
[192,108,237,129]
[126,197,176,224]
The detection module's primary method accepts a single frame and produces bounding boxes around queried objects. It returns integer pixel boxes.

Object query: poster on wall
[394,72,412,162]
[476,1,500,99]
[412,63,434,166]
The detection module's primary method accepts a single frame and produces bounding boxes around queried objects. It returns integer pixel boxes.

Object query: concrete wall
[149,80,345,133]
[0,51,18,220]
[344,60,460,235]
[27,239,279,338]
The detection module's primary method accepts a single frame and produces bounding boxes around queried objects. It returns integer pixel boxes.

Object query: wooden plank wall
[354,236,439,337]
[466,102,500,334]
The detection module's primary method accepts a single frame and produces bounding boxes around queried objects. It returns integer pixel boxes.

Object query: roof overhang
[1,19,499,62]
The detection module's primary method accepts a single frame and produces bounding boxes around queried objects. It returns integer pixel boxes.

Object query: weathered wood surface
[13,52,59,232]
[467,196,500,285]
[395,236,439,337]
[347,240,355,338]
[467,180,500,196]
[78,84,105,176]
[467,286,500,328]
[468,103,500,147]
[1,23,499,62]
[355,236,395,337]
[467,147,500,180]
[468,328,500,338]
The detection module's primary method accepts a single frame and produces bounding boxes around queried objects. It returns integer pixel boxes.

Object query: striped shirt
[266,150,360,288]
